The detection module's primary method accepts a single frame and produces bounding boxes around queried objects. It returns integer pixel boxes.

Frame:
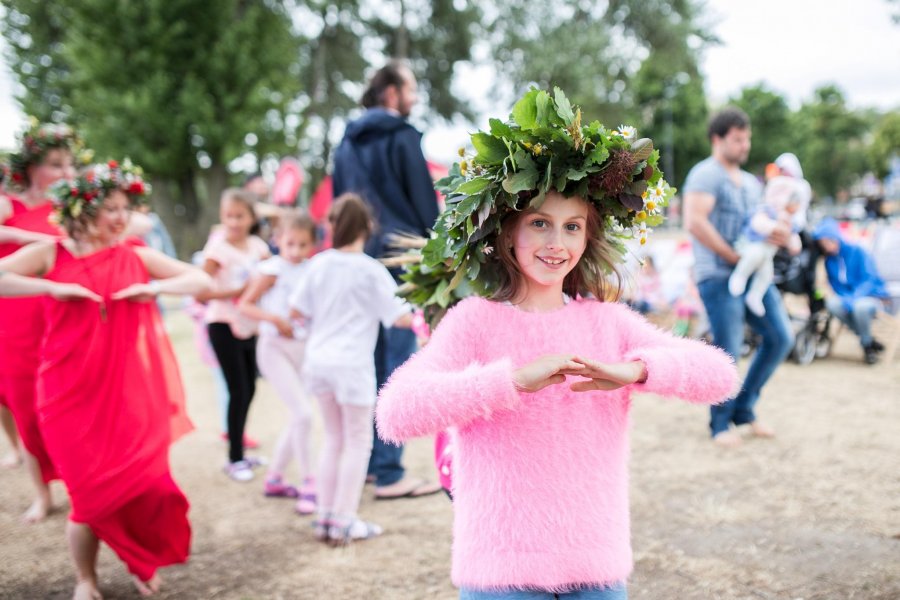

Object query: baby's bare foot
[22,496,51,523]
[749,421,775,438]
[73,579,102,600]
[132,573,162,596]
[712,430,743,448]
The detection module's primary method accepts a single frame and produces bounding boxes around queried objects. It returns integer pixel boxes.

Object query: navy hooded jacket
[332,108,439,260]
[812,218,888,310]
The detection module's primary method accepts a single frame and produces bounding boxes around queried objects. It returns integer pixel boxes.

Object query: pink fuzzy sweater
[376,296,738,592]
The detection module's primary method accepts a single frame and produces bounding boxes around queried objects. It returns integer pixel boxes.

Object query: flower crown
[49,159,151,222]
[396,87,674,324]
[7,117,84,188]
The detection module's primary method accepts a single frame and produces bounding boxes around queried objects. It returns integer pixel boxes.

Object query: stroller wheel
[792,329,817,365]
[815,336,832,359]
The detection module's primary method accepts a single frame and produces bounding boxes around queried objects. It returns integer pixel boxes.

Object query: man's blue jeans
[698,276,794,436]
[368,325,418,486]
[825,295,881,347]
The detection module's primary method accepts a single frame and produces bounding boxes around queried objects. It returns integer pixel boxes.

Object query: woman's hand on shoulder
[568,357,647,392]
[512,354,585,393]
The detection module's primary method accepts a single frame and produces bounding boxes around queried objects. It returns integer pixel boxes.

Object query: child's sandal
[311,518,332,542]
[327,519,383,547]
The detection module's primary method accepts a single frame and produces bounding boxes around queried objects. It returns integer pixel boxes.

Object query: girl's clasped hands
[512,355,647,394]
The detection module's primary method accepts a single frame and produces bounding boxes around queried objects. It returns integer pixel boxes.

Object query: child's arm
[376,301,523,444]
[614,304,739,404]
[237,273,293,337]
[194,257,246,302]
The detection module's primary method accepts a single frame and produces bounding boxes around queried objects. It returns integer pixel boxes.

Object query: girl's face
[28,148,75,193]
[89,190,131,244]
[278,227,314,264]
[511,191,589,294]
[221,198,254,242]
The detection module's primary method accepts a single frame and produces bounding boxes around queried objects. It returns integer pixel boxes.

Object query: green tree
[488,0,714,187]
[294,0,480,190]
[790,85,869,198]
[730,83,793,176]
[868,111,900,179]
[2,0,302,252]
[0,1,70,122]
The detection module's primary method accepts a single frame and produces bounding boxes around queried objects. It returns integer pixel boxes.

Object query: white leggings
[310,383,374,520]
[256,335,312,482]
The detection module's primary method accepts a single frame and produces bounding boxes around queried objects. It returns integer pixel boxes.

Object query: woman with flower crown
[0,160,210,600]
[376,89,739,599]
[0,119,78,523]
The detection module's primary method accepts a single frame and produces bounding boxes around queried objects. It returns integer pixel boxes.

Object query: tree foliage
[790,85,870,199]
[868,112,900,179]
[2,0,302,251]
[730,83,794,175]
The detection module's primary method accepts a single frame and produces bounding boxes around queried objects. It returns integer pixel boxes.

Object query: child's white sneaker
[224,460,254,482]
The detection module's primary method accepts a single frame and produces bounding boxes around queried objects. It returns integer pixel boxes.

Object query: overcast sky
[2,0,898,160]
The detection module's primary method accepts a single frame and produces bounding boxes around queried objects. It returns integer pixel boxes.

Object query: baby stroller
[772,230,835,365]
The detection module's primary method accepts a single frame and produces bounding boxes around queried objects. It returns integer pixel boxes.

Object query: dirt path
[1,309,897,599]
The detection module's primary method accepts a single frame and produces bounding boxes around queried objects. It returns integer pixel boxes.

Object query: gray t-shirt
[683,156,762,283]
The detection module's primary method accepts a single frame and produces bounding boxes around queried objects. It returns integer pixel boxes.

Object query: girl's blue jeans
[459,582,627,599]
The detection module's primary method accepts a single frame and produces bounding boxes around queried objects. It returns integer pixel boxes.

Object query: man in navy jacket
[332,61,441,500]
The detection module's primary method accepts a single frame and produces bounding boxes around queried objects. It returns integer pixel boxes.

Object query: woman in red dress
[0,120,77,521]
[0,160,210,599]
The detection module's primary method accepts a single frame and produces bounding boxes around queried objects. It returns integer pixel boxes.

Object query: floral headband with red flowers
[7,118,84,189]
[48,159,151,224]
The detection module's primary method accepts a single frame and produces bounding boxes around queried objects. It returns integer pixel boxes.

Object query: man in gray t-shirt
[682,108,794,447]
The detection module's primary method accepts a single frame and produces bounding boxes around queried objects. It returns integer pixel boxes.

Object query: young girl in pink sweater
[376,89,739,599]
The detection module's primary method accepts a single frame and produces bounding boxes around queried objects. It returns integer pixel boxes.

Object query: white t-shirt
[290,249,410,369]
[256,255,308,339]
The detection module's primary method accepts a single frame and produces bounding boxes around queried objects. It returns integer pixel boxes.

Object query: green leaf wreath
[394,87,675,326]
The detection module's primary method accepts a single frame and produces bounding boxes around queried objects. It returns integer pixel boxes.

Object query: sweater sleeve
[612,304,739,405]
[376,299,522,444]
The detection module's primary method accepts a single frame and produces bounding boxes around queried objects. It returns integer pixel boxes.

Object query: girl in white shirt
[239,213,318,513]
[290,194,412,544]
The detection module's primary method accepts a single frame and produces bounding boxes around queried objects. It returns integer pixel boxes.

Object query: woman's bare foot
[712,430,743,448]
[73,579,102,600]
[132,573,162,596]
[1,450,22,468]
[23,495,51,523]
[749,421,776,438]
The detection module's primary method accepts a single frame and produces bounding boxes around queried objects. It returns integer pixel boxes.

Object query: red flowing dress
[38,241,193,581]
[0,196,60,482]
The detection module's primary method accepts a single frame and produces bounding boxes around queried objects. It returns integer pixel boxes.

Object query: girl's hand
[111,282,158,302]
[50,283,102,303]
[273,317,294,338]
[568,357,647,392]
[513,354,585,393]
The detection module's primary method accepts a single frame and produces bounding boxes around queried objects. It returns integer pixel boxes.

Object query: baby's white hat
[775,153,804,179]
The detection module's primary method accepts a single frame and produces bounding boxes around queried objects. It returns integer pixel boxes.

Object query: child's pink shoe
[264,476,299,498]
[294,479,317,515]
